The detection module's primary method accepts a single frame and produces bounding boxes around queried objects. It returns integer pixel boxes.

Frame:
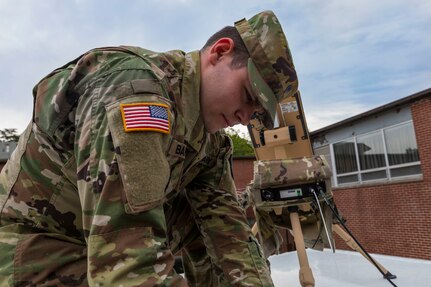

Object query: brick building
[233,88,431,260]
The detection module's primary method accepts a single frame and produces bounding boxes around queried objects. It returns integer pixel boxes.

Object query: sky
[1,0,430,134]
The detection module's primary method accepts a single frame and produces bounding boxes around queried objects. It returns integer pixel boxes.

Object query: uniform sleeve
[185,134,274,287]
[75,77,187,286]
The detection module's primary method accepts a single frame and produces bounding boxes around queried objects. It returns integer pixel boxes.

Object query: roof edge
[310,87,431,136]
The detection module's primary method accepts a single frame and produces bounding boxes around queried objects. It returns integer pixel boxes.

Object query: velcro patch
[120,103,170,134]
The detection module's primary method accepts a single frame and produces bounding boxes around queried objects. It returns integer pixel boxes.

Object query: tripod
[251,179,398,287]
[247,91,397,287]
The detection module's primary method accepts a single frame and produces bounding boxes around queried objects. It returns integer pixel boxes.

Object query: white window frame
[331,120,421,187]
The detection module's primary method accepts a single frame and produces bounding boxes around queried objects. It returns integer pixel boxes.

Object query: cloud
[0,106,32,133]
[1,0,430,135]
[289,0,431,126]
[305,100,369,131]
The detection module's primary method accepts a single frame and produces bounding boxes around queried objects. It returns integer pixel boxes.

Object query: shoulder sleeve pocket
[105,94,173,214]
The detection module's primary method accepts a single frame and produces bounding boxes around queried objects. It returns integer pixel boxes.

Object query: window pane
[362,170,387,181]
[390,165,422,177]
[333,139,358,174]
[384,123,420,166]
[337,174,358,184]
[357,132,386,170]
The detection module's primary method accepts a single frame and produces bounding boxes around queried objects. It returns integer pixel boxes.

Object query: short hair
[202,26,250,69]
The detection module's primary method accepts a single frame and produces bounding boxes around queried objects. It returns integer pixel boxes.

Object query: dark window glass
[334,139,358,174]
[390,165,422,177]
[357,131,386,170]
[384,123,420,166]
[337,174,358,184]
[362,170,387,181]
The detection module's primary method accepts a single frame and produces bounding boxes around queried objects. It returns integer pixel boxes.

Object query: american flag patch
[120,103,170,134]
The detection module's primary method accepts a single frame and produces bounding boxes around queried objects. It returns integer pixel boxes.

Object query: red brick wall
[412,97,431,180]
[232,157,256,221]
[232,157,255,190]
[333,96,431,260]
[333,181,430,260]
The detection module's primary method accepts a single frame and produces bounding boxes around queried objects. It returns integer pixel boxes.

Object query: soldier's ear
[208,38,234,65]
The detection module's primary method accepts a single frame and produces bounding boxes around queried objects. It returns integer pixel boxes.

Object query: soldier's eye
[245,89,253,103]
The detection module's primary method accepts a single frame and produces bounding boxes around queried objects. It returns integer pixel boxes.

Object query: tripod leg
[332,224,396,279]
[290,211,315,287]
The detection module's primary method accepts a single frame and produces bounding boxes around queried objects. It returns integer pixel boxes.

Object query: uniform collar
[181,51,206,152]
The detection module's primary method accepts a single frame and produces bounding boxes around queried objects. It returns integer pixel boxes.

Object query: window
[385,123,421,178]
[334,139,358,173]
[333,139,359,184]
[331,121,422,186]
[357,131,386,170]
[384,124,419,165]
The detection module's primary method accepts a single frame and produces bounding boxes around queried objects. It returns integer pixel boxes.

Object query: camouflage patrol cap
[235,10,298,129]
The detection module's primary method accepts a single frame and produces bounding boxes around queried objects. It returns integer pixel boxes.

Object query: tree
[225,127,255,157]
[0,128,20,142]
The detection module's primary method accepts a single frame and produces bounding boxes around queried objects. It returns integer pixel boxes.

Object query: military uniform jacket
[0,46,273,286]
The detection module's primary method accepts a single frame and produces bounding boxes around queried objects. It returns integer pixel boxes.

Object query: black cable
[317,188,399,287]
[308,213,324,249]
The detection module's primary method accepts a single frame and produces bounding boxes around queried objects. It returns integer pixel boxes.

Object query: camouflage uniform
[0,45,272,286]
[0,9,300,286]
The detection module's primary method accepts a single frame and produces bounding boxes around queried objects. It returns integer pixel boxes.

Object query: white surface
[269,249,431,287]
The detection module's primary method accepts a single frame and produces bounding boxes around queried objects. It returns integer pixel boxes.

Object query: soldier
[0,10,298,286]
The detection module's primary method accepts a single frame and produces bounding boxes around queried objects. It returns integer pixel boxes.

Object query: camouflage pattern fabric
[0,45,273,286]
[244,156,335,255]
[253,155,332,189]
[235,10,298,129]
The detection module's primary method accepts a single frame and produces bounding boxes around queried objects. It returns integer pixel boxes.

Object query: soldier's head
[202,26,250,69]
[199,10,298,133]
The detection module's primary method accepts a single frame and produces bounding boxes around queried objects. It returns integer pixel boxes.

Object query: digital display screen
[279,188,303,199]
